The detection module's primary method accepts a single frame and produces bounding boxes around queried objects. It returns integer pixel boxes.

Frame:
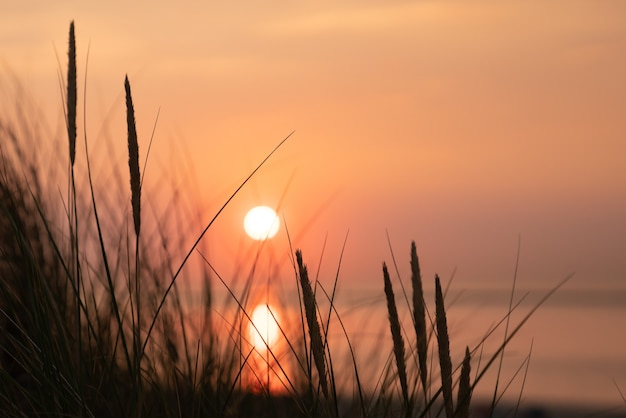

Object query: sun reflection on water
[249,304,280,351]
[245,303,290,394]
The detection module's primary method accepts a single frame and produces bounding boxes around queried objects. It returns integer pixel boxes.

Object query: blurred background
[1,0,625,413]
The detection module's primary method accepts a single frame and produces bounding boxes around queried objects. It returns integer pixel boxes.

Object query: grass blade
[471,275,572,393]
[490,235,521,414]
[142,131,293,358]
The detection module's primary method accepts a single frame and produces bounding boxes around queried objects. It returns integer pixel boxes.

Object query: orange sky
[3,2,625,290]
[2,1,626,405]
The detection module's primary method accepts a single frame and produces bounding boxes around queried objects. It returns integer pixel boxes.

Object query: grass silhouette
[0,21,571,417]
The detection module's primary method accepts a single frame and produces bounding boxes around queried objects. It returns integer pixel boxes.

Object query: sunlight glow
[249,304,280,351]
[244,206,279,240]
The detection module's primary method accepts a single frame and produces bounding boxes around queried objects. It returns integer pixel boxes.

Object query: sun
[244,206,279,240]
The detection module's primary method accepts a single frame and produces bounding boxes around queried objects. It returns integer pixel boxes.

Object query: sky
[2,0,626,407]
[3,1,624,291]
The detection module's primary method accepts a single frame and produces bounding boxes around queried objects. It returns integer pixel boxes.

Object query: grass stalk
[67,21,77,167]
[64,21,86,412]
[410,241,428,395]
[124,75,143,412]
[81,82,133,380]
[490,235,521,415]
[382,263,410,417]
[296,250,328,398]
[141,131,293,359]
[513,340,533,418]
[455,347,471,418]
[435,275,453,418]
[124,75,141,239]
[317,283,367,416]
[470,275,572,393]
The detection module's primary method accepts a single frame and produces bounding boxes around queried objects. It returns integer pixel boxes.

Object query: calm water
[191,276,626,416]
[332,285,626,410]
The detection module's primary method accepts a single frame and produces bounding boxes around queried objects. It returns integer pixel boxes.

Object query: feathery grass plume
[125,76,142,408]
[124,75,141,236]
[383,262,410,415]
[295,249,328,397]
[410,241,428,393]
[67,21,76,166]
[435,274,453,418]
[66,20,82,398]
[455,346,472,418]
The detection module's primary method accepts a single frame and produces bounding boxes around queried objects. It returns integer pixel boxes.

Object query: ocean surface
[203,281,626,417]
[336,285,626,406]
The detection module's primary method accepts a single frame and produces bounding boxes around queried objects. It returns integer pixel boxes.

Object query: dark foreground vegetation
[0,22,573,417]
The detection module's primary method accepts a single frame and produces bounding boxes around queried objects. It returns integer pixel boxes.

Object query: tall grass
[382,263,410,416]
[124,74,143,413]
[410,242,428,397]
[66,21,77,167]
[0,21,572,417]
[296,250,328,398]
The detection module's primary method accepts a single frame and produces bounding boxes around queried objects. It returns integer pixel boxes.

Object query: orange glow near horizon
[245,303,290,394]
[249,304,281,352]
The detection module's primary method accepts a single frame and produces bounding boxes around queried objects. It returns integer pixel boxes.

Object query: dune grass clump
[379,247,475,418]
[0,21,574,417]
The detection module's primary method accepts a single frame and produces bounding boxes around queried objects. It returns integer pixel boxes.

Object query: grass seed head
[410,241,428,393]
[296,249,328,397]
[435,274,454,417]
[383,262,410,413]
[124,75,141,236]
[67,21,77,167]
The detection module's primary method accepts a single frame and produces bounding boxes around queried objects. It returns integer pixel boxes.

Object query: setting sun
[243,206,279,240]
